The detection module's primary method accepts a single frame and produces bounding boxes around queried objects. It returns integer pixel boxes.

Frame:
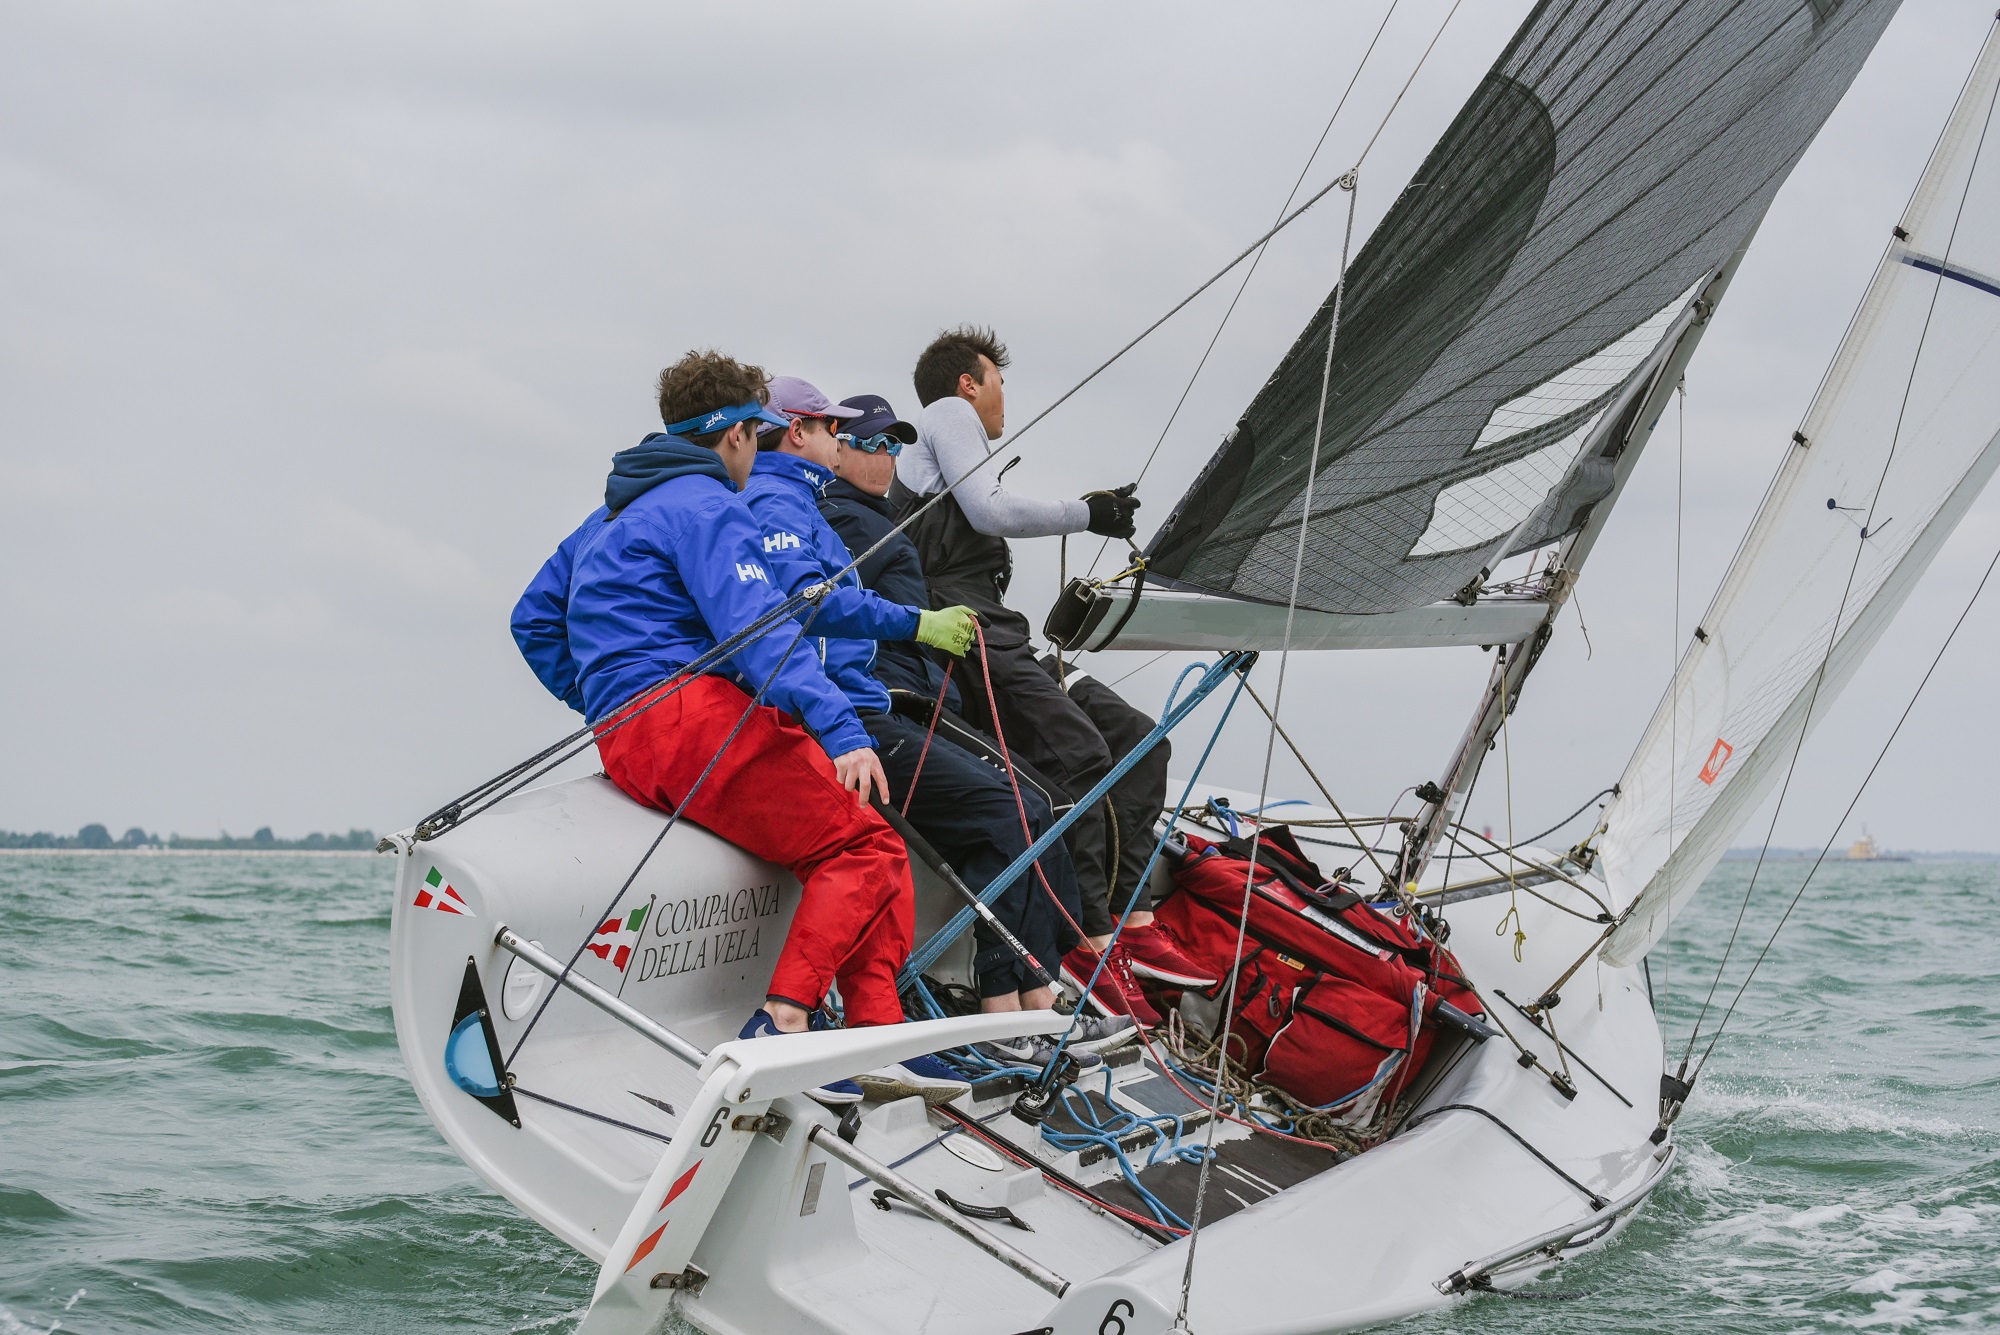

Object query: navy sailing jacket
[819,477,962,709]
[509,433,873,757]
[740,452,921,716]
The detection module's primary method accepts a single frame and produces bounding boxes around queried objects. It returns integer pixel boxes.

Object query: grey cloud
[3,0,1995,855]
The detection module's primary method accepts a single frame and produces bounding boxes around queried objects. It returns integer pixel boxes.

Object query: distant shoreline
[0,847,378,858]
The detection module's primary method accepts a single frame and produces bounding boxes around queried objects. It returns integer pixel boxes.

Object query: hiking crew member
[893,326,1213,1025]
[820,392,1135,1061]
[509,351,918,1105]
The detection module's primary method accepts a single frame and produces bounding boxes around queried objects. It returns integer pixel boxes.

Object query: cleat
[737,1009,863,1105]
[1062,945,1163,1028]
[856,1051,972,1106]
[1122,923,1217,988]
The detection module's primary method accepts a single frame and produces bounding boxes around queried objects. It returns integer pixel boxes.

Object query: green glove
[915,605,978,657]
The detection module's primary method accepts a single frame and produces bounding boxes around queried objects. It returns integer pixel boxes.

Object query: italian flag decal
[588,902,649,972]
[414,866,469,915]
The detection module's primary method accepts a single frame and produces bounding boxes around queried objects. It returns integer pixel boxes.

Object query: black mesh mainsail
[1145,0,1901,614]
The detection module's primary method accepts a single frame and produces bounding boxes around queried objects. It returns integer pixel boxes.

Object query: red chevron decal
[663,1160,701,1210]
[625,1222,667,1273]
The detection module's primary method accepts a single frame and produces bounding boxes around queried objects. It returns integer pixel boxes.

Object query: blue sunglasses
[837,432,905,456]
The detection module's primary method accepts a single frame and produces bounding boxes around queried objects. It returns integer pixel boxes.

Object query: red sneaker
[1121,923,1217,988]
[1062,945,1162,1028]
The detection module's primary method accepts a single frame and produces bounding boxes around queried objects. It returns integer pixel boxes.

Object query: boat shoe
[737,1008,864,1105]
[983,1014,1135,1063]
[1121,923,1217,988]
[975,1035,1102,1073]
[1061,945,1163,1028]
[981,1009,1136,1068]
[855,1052,973,1106]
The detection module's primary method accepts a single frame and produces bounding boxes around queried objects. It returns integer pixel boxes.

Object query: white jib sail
[1599,23,2000,969]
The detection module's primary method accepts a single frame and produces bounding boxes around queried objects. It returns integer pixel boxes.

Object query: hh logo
[763,532,801,553]
[1698,738,1733,785]
[735,562,768,583]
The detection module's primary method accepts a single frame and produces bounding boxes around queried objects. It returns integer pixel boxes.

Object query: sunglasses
[837,432,905,456]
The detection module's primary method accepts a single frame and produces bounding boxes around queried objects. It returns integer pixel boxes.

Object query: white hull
[386,777,1670,1335]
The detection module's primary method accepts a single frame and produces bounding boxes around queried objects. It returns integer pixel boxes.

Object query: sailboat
[381,3,2000,1332]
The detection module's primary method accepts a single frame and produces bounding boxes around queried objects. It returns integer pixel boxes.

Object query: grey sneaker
[978,1034,1106,1073]
[1066,1013,1139,1054]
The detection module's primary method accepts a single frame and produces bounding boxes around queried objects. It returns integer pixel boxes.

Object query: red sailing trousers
[595,675,913,1027]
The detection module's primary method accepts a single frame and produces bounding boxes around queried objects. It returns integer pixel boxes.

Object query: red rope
[900,661,954,819]
[968,621,1085,937]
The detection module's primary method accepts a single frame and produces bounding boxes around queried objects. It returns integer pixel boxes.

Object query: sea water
[2,853,1995,1333]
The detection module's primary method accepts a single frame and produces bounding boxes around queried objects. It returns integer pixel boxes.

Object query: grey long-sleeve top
[898,396,1090,538]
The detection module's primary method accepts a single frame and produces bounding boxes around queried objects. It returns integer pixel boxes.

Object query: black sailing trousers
[950,640,1170,939]
[864,711,1082,997]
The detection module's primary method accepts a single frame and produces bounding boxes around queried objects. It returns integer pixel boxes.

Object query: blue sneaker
[738,1009,863,1105]
[856,1050,973,1106]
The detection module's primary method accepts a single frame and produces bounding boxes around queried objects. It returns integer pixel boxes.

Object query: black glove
[1082,482,1141,540]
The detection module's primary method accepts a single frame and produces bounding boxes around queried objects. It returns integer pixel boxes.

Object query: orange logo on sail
[1698,738,1733,785]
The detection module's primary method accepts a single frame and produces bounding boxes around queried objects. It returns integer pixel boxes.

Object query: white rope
[1173,171,1358,1331]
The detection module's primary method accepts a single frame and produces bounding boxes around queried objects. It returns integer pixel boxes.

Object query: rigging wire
[416,0,1471,853]
[1175,170,1361,1333]
[1692,529,2000,1077]
[1083,0,1406,580]
[408,105,1401,846]
[1674,63,2000,1075]
[1239,677,1396,889]
[1107,649,1174,689]
[1519,786,1618,850]
[1493,664,1526,962]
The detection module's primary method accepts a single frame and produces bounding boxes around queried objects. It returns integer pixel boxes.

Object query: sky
[3,0,1997,853]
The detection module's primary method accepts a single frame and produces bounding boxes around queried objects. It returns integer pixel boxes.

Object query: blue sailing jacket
[509,434,873,757]
[819,477,962,709]
[740,451,922,715]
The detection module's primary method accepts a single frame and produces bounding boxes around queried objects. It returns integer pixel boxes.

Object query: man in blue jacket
[511,350,943,1105]
[809,390,1135,1061]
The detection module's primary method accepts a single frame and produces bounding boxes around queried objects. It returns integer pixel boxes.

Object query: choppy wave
[3,854,1997,1333]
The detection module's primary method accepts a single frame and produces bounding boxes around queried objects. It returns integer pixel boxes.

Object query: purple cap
[767,376,863,422]
[838,394,918,444]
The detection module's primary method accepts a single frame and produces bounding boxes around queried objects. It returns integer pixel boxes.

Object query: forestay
[1599,24,2000,966]
[1144,0,1900,616]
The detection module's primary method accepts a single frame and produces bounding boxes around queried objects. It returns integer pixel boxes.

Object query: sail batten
[1599,21,2000,965]
[1145,0,1902,615]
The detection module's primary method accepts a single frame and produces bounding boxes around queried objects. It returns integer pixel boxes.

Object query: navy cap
[838,394,918,444]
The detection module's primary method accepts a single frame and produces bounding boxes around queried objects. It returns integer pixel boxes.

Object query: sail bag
[1153,829,1480,1121]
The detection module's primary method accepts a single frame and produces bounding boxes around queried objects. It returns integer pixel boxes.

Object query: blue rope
[898,651,1255,986]
[1035,1069,1206,1228]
